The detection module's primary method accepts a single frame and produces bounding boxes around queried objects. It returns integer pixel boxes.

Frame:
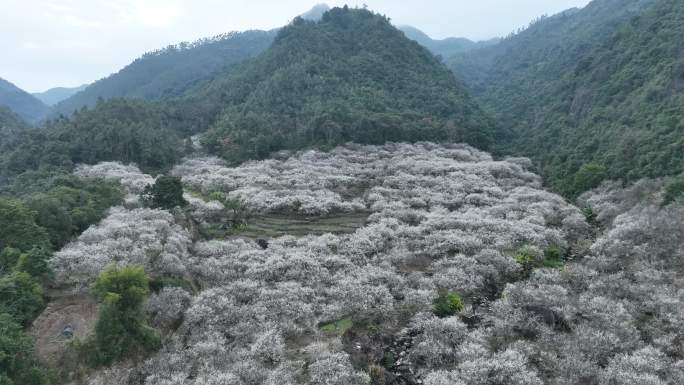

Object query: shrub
[542,245,564,268]
[383,352,396,369]
[514,245,543,275]
[515,244,564,273]
[433,290,464,318]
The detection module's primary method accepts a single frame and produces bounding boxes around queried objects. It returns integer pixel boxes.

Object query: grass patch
[319,317,354,336]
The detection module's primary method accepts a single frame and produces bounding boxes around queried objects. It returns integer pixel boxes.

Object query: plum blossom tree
[50,145,683,384]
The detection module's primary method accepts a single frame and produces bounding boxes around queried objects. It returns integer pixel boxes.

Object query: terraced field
[238,212,369,238]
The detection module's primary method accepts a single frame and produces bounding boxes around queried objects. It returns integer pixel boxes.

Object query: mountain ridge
[0,77,49,123]
[32,84,88,106]
[398,25,500,58]
[50,30,277,117]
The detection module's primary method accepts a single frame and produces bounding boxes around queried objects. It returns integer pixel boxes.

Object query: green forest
[450,0,684,196]
[198,7,498,162]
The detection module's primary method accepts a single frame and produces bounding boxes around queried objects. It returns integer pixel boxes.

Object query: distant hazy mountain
[51,30,277,117]
[398,25,500,58]
[32,84,88,106]
[300,3,331,21]
[0,77,48,123]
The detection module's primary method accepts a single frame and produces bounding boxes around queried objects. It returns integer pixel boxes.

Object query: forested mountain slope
[0,99,189,183]
[449,0,684,196]
[198,7,499,163]
[0,77,49,123]
[51,30,276,117]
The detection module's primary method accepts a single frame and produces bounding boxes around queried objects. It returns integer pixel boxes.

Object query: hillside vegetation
[51,31,276,117]
[450,0,684,196]
[0,99,188,183]
[199,7,499,163]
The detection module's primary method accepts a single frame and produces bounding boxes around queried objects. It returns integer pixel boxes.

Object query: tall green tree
[79,265,160,366]
[141,176,188,210]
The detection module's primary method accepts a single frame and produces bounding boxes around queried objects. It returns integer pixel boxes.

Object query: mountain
[449,0,682,196]
[51,30,276,117]
[399,25,500,58]
[300,3,331,21]
[198,7,498,163]
[32,84,88,106]
[0,77,48,123]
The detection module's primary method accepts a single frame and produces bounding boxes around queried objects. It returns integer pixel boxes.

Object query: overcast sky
[2,0,591,93]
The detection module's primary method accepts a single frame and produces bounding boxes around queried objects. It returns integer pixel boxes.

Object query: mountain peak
[199,6,498,162]
[300,3,331,21]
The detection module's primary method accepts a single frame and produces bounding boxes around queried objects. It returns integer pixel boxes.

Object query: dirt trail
[30,291,97,366]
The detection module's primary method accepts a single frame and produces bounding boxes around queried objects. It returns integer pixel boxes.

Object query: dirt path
[30,292,97,366]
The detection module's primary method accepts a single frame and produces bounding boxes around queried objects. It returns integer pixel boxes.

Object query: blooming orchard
[51,143,681,384]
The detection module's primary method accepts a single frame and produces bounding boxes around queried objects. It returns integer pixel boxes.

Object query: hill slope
[51,30,276,116]
[448,0,684,196]
[32,84,87,106]
[0,77,49,122]
[200,7,498,162]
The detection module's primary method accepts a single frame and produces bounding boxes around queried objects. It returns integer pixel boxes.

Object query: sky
[1,0,591,93]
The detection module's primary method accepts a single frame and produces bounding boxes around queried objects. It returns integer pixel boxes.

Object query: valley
[0,2,682,385]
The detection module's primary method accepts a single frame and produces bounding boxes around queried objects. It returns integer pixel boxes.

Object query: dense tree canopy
[450,0,684,197]
[0,99,186,181]
[200,7,499,163]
